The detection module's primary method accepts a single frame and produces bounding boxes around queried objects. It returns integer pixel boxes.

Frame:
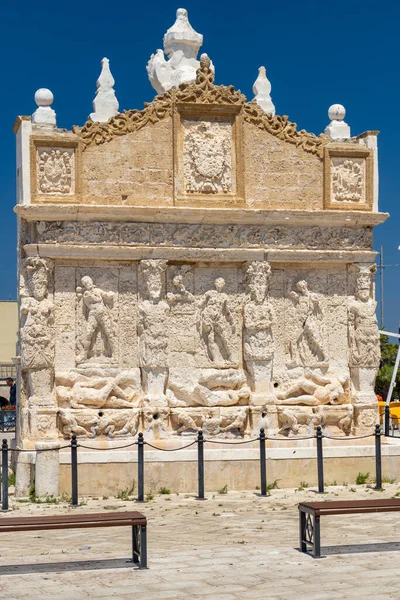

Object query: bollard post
[259,428,268,496]
[316,426,324,494]
[137,433,144,502]
[1,439,8,511]
[70,434,79,507]
[384,405,390,437]
[197,430,205,500]
[374,424,382,490]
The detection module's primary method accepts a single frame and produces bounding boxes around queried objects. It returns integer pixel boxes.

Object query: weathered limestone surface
[13,17,387,496]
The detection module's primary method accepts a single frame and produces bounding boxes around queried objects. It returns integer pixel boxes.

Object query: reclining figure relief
[276,369,350,406]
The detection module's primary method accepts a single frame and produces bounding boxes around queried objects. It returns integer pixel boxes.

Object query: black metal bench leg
[140,525,148,569]
[313,515,321,558]
[132,525,140,564]
[299,510,307,553]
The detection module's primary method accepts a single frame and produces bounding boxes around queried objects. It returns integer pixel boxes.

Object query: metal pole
[316,426,324,494]
[197,430,205,500]
[385,343,400,412]
[374,424,382,490]
[70,434,78,507]
[380,245,384,329]
[259,428,267,496]
[384,405,390,437]
[137,433,144,502]
[1,439,8,511]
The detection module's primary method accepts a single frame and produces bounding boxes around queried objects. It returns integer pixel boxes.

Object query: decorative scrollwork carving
[74,53,325,157]
[243,101,329,159]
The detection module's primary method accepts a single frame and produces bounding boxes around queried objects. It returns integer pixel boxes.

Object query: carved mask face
[81,276,93,291]
[28,267,48,301]
[296,280,308,294]
[356,287,370,302]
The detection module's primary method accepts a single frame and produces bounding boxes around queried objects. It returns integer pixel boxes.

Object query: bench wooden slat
[0,520,144,533]
[0,511,146,528]
[299,499,400,512]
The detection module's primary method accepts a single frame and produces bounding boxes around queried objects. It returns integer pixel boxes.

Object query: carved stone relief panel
[35,221,373,251]
[324,145,373,211]
[37,147,75,195]
[20,257,55,371]
[243,261,274,402]
[194,266,241,368]
[183,119,233,195]
[138,260,169,405]
[75,267,119,366]
[331,157,365,203]
[174,104,244,206]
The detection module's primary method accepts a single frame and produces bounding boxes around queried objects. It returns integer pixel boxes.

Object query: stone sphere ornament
[34,88,54,107]
[328,104,346,122]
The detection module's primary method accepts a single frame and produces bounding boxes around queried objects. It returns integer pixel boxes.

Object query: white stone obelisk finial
[32,88,56,126]
[90,58,119,123]
[252,67,275,116]
[325,104,351,139]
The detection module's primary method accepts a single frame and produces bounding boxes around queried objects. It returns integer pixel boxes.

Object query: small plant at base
[146,493,154,501]
[350,487,356,492]
[297,481,308,491]
[382,477,396,484]
[356,472,369,485]
[116,486,135,500]
[159,487,171,495]
[218,485,228,495]
[266,480,279,492]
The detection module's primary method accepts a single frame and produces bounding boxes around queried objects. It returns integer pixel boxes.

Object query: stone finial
[90,58,119,123]
[32,88,56,126]
[147,8,214,95]
[252,67,275,116]
[325,104,351,139]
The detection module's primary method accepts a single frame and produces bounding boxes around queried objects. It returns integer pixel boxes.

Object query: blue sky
[0,0,398,329]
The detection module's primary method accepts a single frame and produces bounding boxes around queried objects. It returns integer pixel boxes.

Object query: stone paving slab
[1,484,400,599]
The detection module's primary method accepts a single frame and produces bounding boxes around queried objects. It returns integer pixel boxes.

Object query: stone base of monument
[13,437,400,497]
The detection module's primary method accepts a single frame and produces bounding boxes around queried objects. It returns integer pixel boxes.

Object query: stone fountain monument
[13,9,388,495]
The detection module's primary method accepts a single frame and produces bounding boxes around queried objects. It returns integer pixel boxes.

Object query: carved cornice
[74,55,329,157]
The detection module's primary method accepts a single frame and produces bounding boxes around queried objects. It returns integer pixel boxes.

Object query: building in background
[0,301,18,399]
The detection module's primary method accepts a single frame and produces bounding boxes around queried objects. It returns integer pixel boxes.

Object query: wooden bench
[299,499,400,558]
[0,511,147,568]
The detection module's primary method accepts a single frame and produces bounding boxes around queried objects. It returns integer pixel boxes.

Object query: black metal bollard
[1,439,8,511]
[374,424,382,490]
[316,426,324,494]
[70,434,79,507]
[259,428,268,496]
[384,405,390,437]
[137,433,144,502]
[197,430,205,500]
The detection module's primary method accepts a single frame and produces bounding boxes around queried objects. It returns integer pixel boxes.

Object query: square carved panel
[31,136,81,203]
[173,104,245,207]
[324,145,373,211]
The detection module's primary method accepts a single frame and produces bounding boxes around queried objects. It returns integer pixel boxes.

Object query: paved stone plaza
[1,486,400,599]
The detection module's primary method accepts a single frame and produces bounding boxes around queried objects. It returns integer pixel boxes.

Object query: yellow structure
[0,301,18,363]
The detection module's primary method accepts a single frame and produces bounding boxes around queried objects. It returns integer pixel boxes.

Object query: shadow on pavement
[0,558,139,574]
[323,542,400,555]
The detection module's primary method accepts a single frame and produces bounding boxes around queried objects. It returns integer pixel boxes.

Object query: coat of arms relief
[183,119,233,195]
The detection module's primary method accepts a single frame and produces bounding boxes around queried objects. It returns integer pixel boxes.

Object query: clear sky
[0,0,398,330]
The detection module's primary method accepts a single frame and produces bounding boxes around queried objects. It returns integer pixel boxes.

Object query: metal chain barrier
[1,425,383,509]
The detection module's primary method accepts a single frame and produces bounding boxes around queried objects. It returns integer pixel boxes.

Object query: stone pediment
[74,54,329,159]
